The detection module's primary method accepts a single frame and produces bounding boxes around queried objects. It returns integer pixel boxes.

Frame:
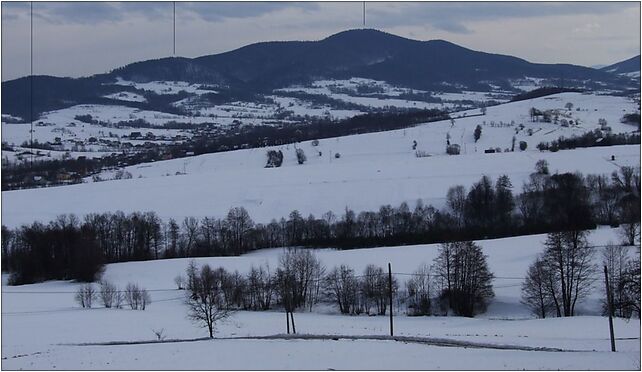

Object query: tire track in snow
[66,333,583,352]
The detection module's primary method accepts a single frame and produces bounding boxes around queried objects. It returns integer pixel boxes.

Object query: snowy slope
[2,92,639,228]
[2,228,640,369]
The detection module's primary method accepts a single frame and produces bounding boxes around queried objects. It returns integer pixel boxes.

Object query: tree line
[536,131,640,152]
[181,243,494,337]
[3,163,639,285]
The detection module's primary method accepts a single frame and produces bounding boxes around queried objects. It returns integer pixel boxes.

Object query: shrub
[519,141,528,151]
[99,280,121,308]
[265,150,284,168]
[124,283,151,310]
[446,144,460,155]
[75,284,96,308]
[296,148,307,165]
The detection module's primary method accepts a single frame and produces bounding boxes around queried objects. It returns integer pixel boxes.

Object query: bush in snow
[99,280,122,308]
[311,139,319,146]
[124,283,151,310]
[446,144,460,155]
[174,275,185,290]
[75,284,96,308]
[519,141,528,151]
[473,125,482,142]
[334,152,341,159]
[113,170,133,180]
[265,150,283,168]
[296,148,307,165]
[415,150,430,158]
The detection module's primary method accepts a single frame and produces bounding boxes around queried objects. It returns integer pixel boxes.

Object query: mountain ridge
[2,28,638,120]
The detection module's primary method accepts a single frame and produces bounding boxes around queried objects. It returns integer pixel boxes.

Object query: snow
[2,228,640,369]
[268,95,364,119]
[103,91,147,103]
[275,88,446,110]
[2,143,637,228]
[2,91,640,369]
[432,90,508,102]
[112,78,218,95]
[3,92,639,228]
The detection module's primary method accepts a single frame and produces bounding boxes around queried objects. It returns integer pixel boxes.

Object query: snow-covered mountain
[600,55,641,79]
[2,29,638,122]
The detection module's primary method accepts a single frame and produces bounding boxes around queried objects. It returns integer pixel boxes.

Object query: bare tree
[276,248,323,310]
[406,264,432,316]
[619,223,640,247]
[247,263,273,310]
[602,243,628,317]
[542,231,596,317]
[185,264,231,338]
[225,207,254,255]
[324,265,360,314]
[75,284,96,308]
[124,283,151,310]
[182,217,200,257]
[446,185,466,229]
[521,256,555,318]
[174,275,185,290]
[153,328,166,341]
[99,280,120,308]
[619,249,641,318]
[434,241,494,316]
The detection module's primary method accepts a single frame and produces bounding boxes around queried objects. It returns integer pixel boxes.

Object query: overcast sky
[1,1,640,81]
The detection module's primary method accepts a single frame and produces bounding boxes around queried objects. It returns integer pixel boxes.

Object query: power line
[30,1,33,168]
[173,1,176,56]
[3,288,181,294]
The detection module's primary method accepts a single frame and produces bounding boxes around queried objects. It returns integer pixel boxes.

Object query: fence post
[388,262,393,337]
[604,265,616,352]
[286,311,290,335]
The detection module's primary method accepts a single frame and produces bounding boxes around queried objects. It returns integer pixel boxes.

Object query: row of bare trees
[75,281,151,310]
[183,241,496,338]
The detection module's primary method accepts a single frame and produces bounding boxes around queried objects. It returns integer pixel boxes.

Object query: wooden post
[290,312,296,334]
[604,265,616,352]
[286,310,290,334]
[388,262,394,337]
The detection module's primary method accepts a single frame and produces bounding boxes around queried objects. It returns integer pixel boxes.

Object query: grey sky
[1,1,640,81]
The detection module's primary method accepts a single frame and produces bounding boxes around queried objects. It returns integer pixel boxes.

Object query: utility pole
[30,1,34,168]
[604,265,616,352]
[290,312,296,334]
[173,2,176,55]
[362,2,366,28]
[388,262,393,337]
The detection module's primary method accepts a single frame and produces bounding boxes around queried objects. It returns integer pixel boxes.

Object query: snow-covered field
[1,90,640,369]
[3,92,639,228]
[3,143,638,228]
[2,228,640,369]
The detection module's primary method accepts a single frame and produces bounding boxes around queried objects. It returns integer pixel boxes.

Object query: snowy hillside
[2,227,640,369]
[3,92,639,227]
